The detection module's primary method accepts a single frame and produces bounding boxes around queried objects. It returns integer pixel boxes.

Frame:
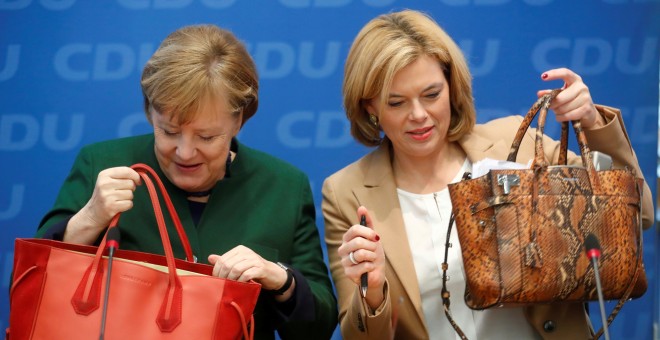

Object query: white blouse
[397,160,539,340]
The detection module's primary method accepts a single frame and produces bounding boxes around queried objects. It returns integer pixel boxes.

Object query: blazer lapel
[352,141,426,328]
[459,130,511,163]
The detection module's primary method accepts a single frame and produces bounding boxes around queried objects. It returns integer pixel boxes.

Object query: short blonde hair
[141,24,258,126]
[343,10,476,146]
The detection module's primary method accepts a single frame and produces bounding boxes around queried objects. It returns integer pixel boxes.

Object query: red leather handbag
[7,163,261,340]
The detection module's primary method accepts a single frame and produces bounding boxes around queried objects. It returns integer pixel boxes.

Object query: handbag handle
[507,89,568,165]
[505,89,602,193]
[128,163,194,262]
[71,163,193,332]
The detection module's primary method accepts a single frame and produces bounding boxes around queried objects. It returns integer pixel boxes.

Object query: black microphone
[100,227,121,340]
[585,233,610,340]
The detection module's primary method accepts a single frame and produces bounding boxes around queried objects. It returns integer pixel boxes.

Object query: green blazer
[37,134,338,340]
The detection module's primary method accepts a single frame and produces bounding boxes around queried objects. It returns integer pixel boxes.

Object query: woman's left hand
[208,245,294,299]
[538,67,604,129]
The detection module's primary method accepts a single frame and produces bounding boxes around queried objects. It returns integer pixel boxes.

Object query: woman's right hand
[337,206,385,310]
[64,167,141,244]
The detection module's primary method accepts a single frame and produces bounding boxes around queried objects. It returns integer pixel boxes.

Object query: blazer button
[543,320,556,333]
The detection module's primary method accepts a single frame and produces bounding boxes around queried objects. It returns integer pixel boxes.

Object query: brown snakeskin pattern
[447,92,646,310]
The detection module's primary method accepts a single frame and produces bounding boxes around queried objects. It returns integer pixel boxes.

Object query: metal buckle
[497,174,520,195]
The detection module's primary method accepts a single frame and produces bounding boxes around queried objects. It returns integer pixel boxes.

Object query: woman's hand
[208,245,295,301]
[65,166,141,244]
[337,206,385,310]
[538,67,604,129]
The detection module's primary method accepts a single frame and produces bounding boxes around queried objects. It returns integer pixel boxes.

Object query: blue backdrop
[1,1,658,339]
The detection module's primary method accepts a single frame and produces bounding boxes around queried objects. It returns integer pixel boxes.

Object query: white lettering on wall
[0,45,20,81]
[0,114,84,151]
[532,38,658,75]
[54,43,156,81]
[115,0,236,9]
[249,41,343,79]
[276,111,352,148]
[439,0,553,5]
[279,0,395,8]
[0,0,75,10]
[117,112,151,137]
[0,185,24,220]
[458,39,500,77]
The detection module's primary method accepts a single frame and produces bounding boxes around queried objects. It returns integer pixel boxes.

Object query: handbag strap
[71,163,190,332]
[93,164,195,262]
[592,181,646,339]
[507,89,568,165]
[128,163,194,262]
[506,90,602,193]
[441,173,470,340]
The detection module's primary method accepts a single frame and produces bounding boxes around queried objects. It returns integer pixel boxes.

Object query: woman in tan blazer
[322,10,653,340]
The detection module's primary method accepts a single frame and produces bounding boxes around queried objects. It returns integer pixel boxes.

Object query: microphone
[585,233,610,340]
[100,227,121,340]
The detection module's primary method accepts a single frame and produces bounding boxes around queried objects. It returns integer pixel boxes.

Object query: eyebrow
[157,121,223,135]
[388,82,444,98]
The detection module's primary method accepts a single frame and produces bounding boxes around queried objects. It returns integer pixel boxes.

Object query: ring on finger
[349,251,359,265]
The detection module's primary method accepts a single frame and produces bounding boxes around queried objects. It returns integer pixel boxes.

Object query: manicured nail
[541,73,548,79]
[375,234,380,241]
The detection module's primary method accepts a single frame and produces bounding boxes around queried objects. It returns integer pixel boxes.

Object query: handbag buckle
[497,174,520,195]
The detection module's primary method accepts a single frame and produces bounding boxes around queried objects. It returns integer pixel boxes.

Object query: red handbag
[7,163,261,340]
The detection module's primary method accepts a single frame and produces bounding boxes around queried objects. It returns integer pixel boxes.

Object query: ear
[232,111,244,136]
[363,99,378,118]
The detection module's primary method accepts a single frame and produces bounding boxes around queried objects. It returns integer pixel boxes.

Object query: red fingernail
[375,234,380,241]
[542,73,548,79]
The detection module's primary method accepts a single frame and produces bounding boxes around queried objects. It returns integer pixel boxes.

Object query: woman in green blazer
[36,24,337,340]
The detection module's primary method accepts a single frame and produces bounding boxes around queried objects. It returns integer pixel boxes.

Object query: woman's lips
[175,162,202,173]
[408,126,433,141]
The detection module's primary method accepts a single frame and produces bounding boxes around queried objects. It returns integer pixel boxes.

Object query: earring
[369,114,378,126]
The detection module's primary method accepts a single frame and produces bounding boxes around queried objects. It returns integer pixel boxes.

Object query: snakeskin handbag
[442,90,646,338]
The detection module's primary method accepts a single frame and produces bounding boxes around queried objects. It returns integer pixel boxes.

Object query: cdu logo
[249,41,342,79]
[0,184,24,220]
[458,39,500,77]
[116,0,236,10]
[0,0,75,10]
[532,38,659,75]
[117,112,152,137]
[0,45,19,81]
[54,43,155,81]
[277,111,352,148]
[436,0,553,5]
[0,113,85,151]
[279,0,395,8]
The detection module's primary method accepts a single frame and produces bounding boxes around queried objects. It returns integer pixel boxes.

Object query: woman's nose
[176,136,196,160]
[410,100,427,121]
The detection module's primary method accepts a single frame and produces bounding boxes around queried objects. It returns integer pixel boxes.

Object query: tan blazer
[322,105,653,340]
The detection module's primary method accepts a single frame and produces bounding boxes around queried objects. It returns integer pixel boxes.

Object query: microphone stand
[585,233,610,340]
[100,227,121,340]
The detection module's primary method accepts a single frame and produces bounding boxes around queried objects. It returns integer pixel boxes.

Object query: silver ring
[349,251,359,265]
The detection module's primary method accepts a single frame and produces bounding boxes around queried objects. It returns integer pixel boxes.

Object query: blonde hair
[141,24,258,126]
[343,10,476,146]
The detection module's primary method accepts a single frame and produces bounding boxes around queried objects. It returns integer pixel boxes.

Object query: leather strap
[72,163,195,331]
[591,180,645,339]
[441,173,470,340]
